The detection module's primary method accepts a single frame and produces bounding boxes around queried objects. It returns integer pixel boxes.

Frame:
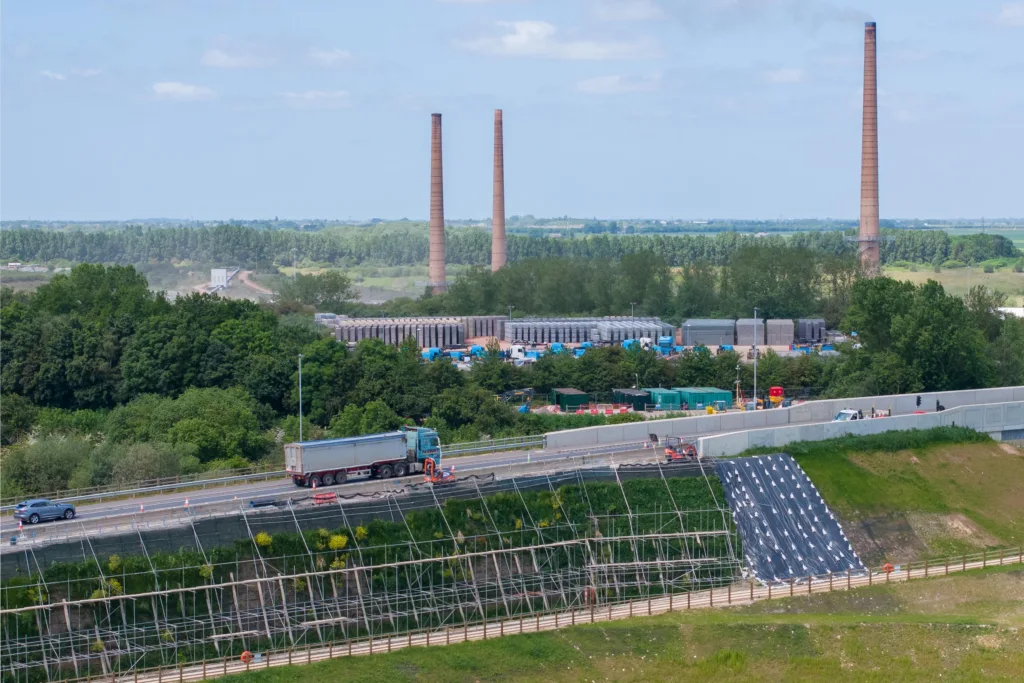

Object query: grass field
[883,265,1024,303]
[223,564,1024,683]
[790,440,1024,564]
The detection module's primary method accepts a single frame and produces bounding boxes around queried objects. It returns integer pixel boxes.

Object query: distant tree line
[0,224,1016,269]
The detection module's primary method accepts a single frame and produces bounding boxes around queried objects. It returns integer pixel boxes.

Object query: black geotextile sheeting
[715,453,865,583]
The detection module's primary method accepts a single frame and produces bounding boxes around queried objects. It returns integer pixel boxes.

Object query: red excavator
[664,437,698,462]
[423,458,456,486]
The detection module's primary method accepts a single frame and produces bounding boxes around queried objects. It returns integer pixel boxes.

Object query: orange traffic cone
[17,521,23,532]
[184,498,190,508]
[139,504,145,513]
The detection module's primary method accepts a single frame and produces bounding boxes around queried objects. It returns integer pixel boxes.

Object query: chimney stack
[491,109,506,272]
[429,113,447,292]
[858,21,880,275]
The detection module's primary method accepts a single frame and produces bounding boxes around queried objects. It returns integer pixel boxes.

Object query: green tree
[276,271,358,312]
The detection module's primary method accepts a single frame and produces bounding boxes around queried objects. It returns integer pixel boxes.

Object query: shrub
[983,265,994,274]
[254,532,272,548]
[328,534,348,551]
[941,259,967,269]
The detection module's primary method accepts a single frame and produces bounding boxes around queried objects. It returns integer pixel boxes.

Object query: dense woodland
[1,259,1021,498]
[0,223,1018,269]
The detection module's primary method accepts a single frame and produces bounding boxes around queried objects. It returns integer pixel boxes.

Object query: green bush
[983,265,994,274]
[742,426,990,459]
[941,259,967,269]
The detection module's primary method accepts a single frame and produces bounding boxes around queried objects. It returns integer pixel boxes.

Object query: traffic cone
[312,479,317,490]
[184,498,190,508]
[140,504,144,513]
[17,521,23,532]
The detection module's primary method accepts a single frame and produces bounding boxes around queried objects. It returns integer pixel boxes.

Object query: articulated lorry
[285,426,441,487]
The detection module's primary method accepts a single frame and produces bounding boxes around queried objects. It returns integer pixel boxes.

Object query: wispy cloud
[763,67,804,84]
[593,0,663,21]
[281,90,350,107]
[998,2,1024,27]
[457,20,655,60]
[201,47,273,69]
[576,74,660,94]
[152,81,215,101]
[308,47,351,66]
[40,70,66,81]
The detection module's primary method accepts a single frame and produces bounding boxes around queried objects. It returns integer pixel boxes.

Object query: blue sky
[2,0,1022,221]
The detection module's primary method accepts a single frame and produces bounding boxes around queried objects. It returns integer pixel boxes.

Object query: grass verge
[222,564,1024,683]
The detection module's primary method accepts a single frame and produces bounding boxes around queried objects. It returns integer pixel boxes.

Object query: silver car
[13,499,76,524]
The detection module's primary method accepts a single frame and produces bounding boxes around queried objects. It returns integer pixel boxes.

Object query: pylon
[140,504,144,513]
[184,498,189,508]
[312,479,317,490]
[17,521,23,532]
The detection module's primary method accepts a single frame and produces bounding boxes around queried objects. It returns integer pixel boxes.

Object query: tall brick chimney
[429,113,447,292]
[491,109,506,272]
[858,21,880,275]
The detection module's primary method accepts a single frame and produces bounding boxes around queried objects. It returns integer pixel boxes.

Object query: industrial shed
[797,318,826,343]
[550,388,590,411]
[674,387,733,410]
[767,319,795,346]
[644,388,681,411]
[736,318,765,346]
[613,389,650,412]
[682,319,736,346]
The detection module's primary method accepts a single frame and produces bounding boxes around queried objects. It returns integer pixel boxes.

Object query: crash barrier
[61,545,1024,683]
[697,400,1024,457]
[545,386,1024,450]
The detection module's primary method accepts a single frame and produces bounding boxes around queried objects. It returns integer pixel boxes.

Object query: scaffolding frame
[1,467,740,682]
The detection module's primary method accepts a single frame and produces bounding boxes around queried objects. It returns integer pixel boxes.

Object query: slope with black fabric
[715,454,866,583]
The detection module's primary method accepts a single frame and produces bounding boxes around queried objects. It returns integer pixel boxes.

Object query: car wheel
[28,514,40,524]
[378,464,394,479]
[393,463,408,478]
[322,472,336,486]
[63,509,75,520]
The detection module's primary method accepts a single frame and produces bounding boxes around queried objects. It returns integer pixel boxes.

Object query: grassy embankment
[765,429,1024,564]
[883,264,1024,304]
[224,564,1024,683]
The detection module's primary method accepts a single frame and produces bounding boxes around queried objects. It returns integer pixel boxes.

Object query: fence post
[329,642,333,658]
[591,604,596,622]
[962,553,966,572]
[808,576,812,595]
[648,596,653,615]
[670,593,674,611]
[387,636,392,653]
[537,614,542,632]
[924,558,928,578]
[349,640,353,656]
[983,548,987,568]
[767,583,771,600]
[847,569,851,590]
[999,548,1003,566]
[789,580,794,597]
[628,602,633,618]
[750,582,754,602]
[829,572,833,592]
[728,585,731,605]
[945,557,949,575]
[710,585,714,607]
[869,570,872,586]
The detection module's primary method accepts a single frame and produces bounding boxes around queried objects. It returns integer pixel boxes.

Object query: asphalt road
[0,441,647,536]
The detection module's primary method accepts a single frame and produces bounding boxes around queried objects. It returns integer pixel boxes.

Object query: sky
[1,0,1022,221]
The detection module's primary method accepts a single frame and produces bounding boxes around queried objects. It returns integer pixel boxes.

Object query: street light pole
[630,302,636,318]
[298,353,304,442]
[508,304,514,322]
[752,307,758,409]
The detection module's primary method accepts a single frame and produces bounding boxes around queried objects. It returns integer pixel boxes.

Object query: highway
[0,440,652,538]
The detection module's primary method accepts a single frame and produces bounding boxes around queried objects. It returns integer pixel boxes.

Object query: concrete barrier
[544,386,1024,451]
[697,400,1024,457]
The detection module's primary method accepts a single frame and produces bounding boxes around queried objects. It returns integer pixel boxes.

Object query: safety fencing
[82,545,1024,683]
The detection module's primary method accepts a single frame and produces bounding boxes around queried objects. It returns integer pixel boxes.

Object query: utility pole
[630,302,636,318]
[298,353,304,442]
[292,248,298,279]
[508,304,514,322]
[752,307,758,408]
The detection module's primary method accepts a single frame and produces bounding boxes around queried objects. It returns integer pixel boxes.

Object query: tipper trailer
[285,426,441,487]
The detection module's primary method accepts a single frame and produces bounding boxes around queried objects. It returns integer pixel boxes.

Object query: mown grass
[223,565,1024,682]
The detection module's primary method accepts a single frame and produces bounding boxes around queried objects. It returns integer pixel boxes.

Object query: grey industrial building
[504,317,673,344]
[331,315,506,348]
[682,319,736,346]
[736,318,765,346]
[767,319,795,346]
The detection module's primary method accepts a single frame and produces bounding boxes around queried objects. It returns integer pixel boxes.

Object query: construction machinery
[664,436,698,462]
[423,458,456,485]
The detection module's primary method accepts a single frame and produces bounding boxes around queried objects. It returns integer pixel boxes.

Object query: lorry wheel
[322,472,336,486]
[393,463,408,478]
[336,471,347,484]
[378,464,394,479]
[308,474,322,488]
[293,477,306,487]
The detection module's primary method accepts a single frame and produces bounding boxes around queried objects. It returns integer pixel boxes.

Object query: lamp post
[752,307,758,408]
[298,353,304,442]
[630,302,636,318]
[508,304,514,322]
